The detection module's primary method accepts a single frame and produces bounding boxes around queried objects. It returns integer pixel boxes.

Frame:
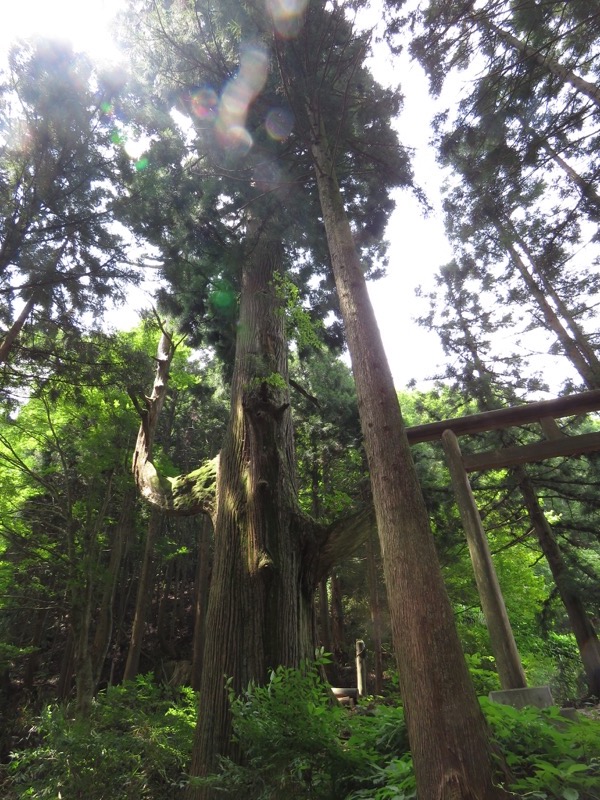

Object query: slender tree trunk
[307,109,510,799]
[330,569,346,670]
[157,560,174,657]
[366,527,384,696]
[512,232,600,385]
[191,517,212,691]
[0,296,35,364]
[188,221,319,797]
[500,233,600,388]
[123,508,162,681]
[72,572,95,717]
[478,15,600,108]
[317,578,333,656]
[530,131,600,215]
[56,629,75,702]
[22,607,49,691]
[90,490,135,690]
[311,456,333,658]
[516,470,600,696]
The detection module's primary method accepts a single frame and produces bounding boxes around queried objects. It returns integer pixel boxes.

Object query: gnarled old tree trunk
[188,223,320,792]
[130,219,375,799]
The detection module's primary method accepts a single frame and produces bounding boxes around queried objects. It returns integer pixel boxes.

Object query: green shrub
[521,633,587,705]
[194,657,414,800]
[465,652,501,696]
[193,657,368,799]
[4,675,196,800]
[482,697,600,799]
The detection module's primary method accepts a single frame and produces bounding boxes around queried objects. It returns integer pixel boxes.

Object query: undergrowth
[2,662,599,800]
[2,675,196,800]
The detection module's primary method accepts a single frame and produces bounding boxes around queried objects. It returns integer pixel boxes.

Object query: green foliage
[4,676,196,800]
[465,652,501,696]
[192,657,366,799]
[482,698,600,800]
[4,665,600,800]
[521,633,587,707]
[346,756,416,800]
[272,273,324,351]
[344,705,414,800]
[191,661,600,800]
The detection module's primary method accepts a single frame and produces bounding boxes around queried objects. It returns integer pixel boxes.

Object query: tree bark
[191,516,212,691]
[307,108,510,799]
[187,221,321,797]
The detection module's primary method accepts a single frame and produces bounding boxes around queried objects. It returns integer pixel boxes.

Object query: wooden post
[356,639,367,697]
[442,429,528,690]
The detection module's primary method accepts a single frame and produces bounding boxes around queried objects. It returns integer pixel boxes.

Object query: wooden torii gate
[404,389,600,695]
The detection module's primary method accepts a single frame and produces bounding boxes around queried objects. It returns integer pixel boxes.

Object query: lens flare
[190,87,218,120]
[265,108,293,141]
[266,0,308,37]
[210,287,236,310]
[253,160,282,191]
[217,124,253,157]
[216,43,268,155]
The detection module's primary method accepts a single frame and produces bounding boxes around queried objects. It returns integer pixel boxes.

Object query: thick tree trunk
[187,222,320,797]
[516,470,600,697]
[307,111,510,799]
[123,508,162,681]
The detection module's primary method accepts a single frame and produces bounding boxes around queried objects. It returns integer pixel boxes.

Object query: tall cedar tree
[398,0,600,392]
[272,3,512,797]
[0,41,135,378]
[121,1,515,795]
[422,258,600,696]
[119,1,382,791]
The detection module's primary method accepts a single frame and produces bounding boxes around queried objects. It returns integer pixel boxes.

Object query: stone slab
[489,685,554,709]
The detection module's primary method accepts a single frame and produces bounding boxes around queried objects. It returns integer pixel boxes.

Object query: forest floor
[577,702,600,721]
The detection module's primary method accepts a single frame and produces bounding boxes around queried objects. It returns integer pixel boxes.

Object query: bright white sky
[0,0,460,391]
